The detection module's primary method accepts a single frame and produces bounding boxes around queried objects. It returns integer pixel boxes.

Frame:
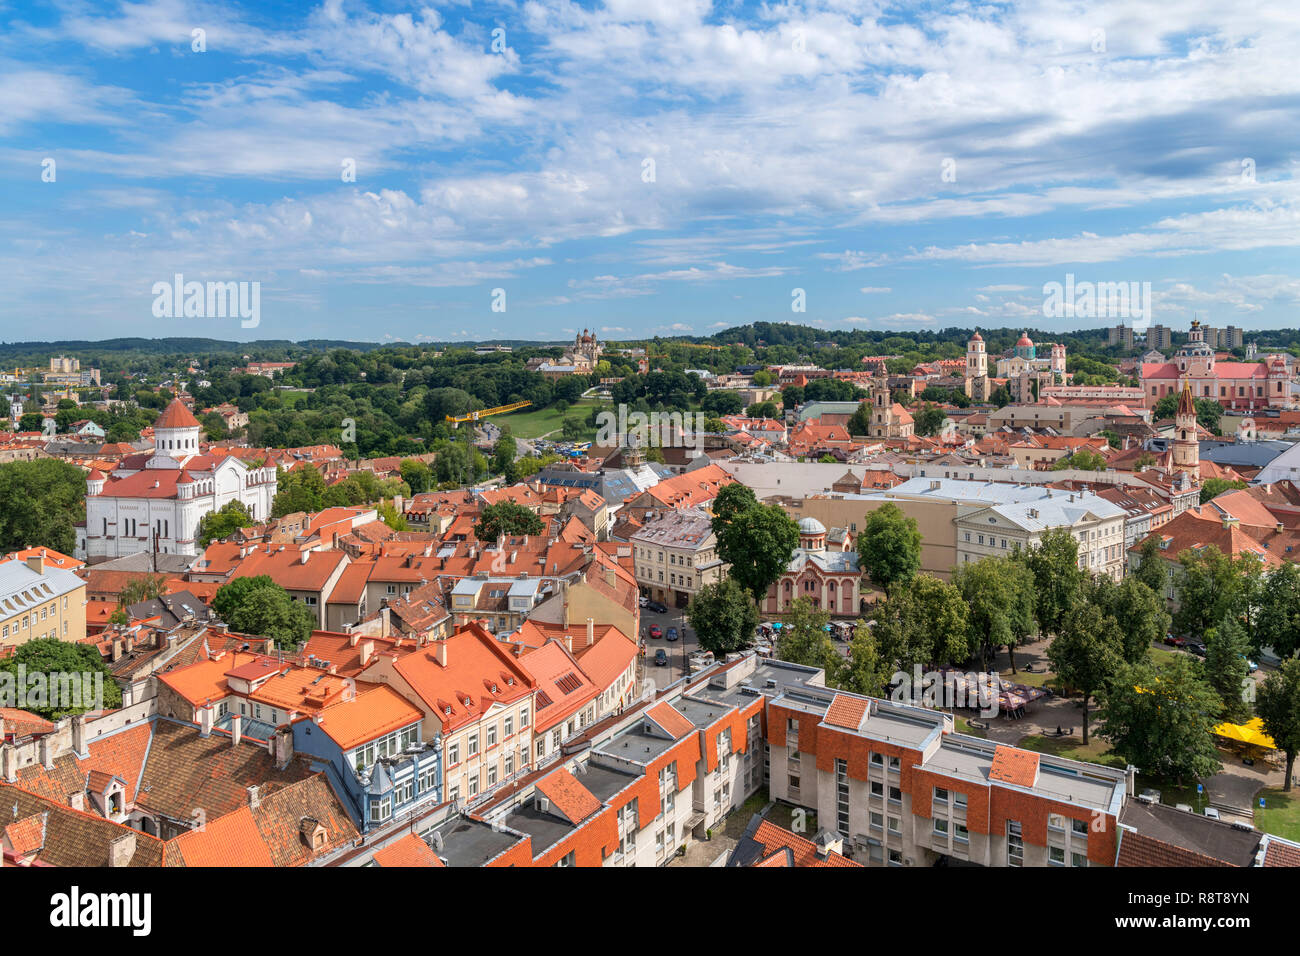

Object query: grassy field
[1018,733,1126,769]
[955,716,988,739]
[501,398,610,440]
[1255,788,1300,841]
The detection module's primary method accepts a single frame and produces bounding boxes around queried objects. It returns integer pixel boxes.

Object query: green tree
[711,492,799,601]
[1051,447,1107,470]
[1203,612,1251,722]
[834,620,893,697]
[846,402,872,436]
[271,464,326,517]
[1132,535,1168,596]
[687,579,760,657]
[1199,477,1247,504]
[710,483,757,525]
[377,501,408,531]
[1098,576,1171,665]
[774,598,838,674]
[871,573,969,672]
[1097,655,1223,784]
[1257,658,1300,791]
[913,403,947,437]
[1019,528,1085,637]
[0,459,86,556]
[857,503,922,593]
[474,501,545,541]
[954,556,1036,673]
[0,638,122,719]
[1259,562,1300,659]
[213,576,315,649]
[109,573,169,625]
[196,499,253,547]
[434,444,474,486]
[400,458,432,494]
[1173,545,1242,638]
[1048,601,1123,743]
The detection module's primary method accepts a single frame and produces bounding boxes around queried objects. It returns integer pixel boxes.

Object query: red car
[1163,634,1186,647]
[648,625,663,639]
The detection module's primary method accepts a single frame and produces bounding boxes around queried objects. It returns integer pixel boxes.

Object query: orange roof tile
[171,806,275,866]
[645,701,695,740]
[989,745,1039,788]
[314,685,422,750]
[373,832,444,867]
[535,767,601,824]
[824,694,870,730]
[746,819,861,868]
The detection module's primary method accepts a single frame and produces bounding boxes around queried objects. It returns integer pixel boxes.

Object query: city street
[638,603,701,689]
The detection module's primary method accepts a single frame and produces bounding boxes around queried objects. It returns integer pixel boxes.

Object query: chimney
[1,745,15,784]
[1277,522,1285,534]
[360,640,375,668]
[198,705,213,737]
[434,641,448,668]
[124,634,135,654]
[230,712,243,748]
[40,734,54,770]
[108,831,137,867]
[564,635,573,653]
[1125,764,1137,797]
[349,632,361,648]
[586,617,595,647]
[300,550,309,564]
[247,784,261,810]
[111,638,124,662]
[24,555,43,575]
[71,714,88,758]
[68,791,85,812]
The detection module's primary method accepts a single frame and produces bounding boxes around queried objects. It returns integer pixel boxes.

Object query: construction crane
[445,399,532,427]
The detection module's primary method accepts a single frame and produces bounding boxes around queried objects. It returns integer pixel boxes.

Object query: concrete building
[0,556,88,649]
[631,509,725,609]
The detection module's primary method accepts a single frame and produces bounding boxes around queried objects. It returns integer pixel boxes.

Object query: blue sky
[2,0,1299,344]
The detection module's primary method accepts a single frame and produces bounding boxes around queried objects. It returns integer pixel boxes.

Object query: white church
[81,398,277,564]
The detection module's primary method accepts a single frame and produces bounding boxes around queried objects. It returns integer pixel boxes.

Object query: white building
[82,398,276,563]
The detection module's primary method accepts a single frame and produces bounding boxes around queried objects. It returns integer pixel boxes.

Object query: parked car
[654,649,668,666]
[638,595,649,608]
[1187,642,1207,658]
[1241,655,1259,673]
[1203,808,1221,820]
[645,600,668,614]
[666,627,679,641]
[1163,634,1186,647]
[648,625,663,639]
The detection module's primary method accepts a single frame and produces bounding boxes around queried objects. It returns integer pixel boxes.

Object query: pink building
[762,518,862,618]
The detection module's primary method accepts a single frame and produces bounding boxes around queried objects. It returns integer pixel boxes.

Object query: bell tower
[1171,382,1199,477]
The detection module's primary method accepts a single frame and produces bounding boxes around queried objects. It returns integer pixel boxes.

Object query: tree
[1199,477,1247,504]
[712,499,800,601]
[687,579,760,657]
[474,501,544,542]
[1257,658,1300,791]
[701,391,744,416]
[1259,562,1300,658]
[1173,545,1242,638]
[834,620,893,697]
[196,499,253,547]
[1099,577,1171,665]
[109,573,169,626]
[846,402,872,436]
[711,483,757,525]
[1048,601,1123,743]
[213,576,315,649]
[954,556,1036,673]
[1097,655,1223,784]
[871,573,969,673]
[377,501,408,531]
[857,503,922,593]
[400,458,432,494]
[1019,528,1084,637]
[0,459,86,556]
[1051,447,1107,471]
[434,444,474,486]
[774,598,838,674]
[271,464,326,517]
[0,638,122,719]
[913,403,947,437]
[1132,535,1168,596]
[746,401,779,419]
[1204,612,1251,722]
[18,411,45,433]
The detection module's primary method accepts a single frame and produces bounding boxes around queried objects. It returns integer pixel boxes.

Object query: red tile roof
[823,694,870,730]
[535,767,602,824]
[746,819,861,868]
[154,398,201,430]
[373,832,444,867]
[988,746,1039,788]
[645,701,695,740]
[1116,830,1232,867]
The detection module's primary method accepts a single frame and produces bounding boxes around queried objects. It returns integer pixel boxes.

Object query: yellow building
[0,556,88,650]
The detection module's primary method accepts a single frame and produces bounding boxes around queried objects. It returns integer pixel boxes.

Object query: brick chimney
[24,555,43,575]
[111,638,124,662]
[71,714,88,758]
[247,784,261,810]
[39,734,54,770]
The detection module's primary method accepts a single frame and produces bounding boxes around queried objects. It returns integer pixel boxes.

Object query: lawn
[1148,644,1179,665]
[955,716,987,739]
[1018,733,1126,769]
[1001,668,1058,690]
[1255,788,1300,842]
[502,398,609,440]
[764,801,816,836]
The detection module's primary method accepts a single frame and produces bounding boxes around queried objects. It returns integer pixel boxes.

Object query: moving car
[648,625,663,639]
[666,627,679,641]
[654,649,668,666]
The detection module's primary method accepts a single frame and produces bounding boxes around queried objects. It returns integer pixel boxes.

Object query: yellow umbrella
[1213,721,1250,743]
[1240,718,1276,750]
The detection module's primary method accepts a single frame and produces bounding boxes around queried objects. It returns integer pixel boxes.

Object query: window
[1007,821,1023,866]
[934,787,948,805]
[487,724,497,747]
[468,733,479,756]
[504,715,514,736]
[870,811,883,830]
[788,774,800,791]
[448,742,460,765]
[520,706,529,728]
[1071,852,1088,867]
[887,816,900,835]
[888,786,901,803]
[954,792,967,809]
[1071,818,1088,836]
[954,822,969,843]
[933,818,949,836]
[870,781,883,797]
[1049,846,1066,866]
[487,765,498,787]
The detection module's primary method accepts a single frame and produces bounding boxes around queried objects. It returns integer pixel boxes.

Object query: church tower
[869,373,893,438]
[1171,382,1200,478]
[966,331,989,402]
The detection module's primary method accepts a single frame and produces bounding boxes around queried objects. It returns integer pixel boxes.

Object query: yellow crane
[445,399,532,426]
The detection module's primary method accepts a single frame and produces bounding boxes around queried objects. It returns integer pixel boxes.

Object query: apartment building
[631,509,726,608]
[955,489,1127,579]
[0,557,88,650]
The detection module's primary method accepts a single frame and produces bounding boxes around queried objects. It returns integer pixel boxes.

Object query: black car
[1187,642,1207,658]
[645,600,669,614]
[654,649,668,666]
